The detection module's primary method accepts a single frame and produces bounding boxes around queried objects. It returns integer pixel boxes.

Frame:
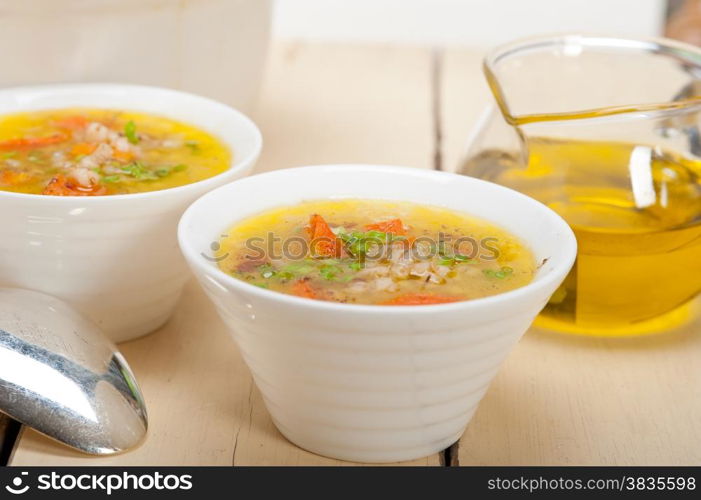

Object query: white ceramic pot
[0,0,272,114]
[0,83,262,343]
[178,165,577,463]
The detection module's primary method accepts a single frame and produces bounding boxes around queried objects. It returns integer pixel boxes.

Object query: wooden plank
[255,42,433,171]
[437,48,489,173]
[10,42,439,466]
[459,316,701,465]
[441,48,701,465]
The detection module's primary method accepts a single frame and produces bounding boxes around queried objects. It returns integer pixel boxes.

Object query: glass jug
[460,35,701,335]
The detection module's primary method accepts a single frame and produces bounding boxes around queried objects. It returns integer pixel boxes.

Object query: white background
[273,0,666,48]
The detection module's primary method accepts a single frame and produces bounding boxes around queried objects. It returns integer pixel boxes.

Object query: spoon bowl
[0,288,147,455]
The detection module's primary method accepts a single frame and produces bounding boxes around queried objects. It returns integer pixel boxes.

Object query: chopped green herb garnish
[281,261,316,275]
[102,175,121,183]
[339,230,392,258]
[363,230,389,240]
[454,254,473,262]
[142,164,188,179]
[258,264,276,279]
[2,151,17,158]
[319,265,342,280]
[27,152,44,163]
[483,266,514,279]
[125,120,139,144]
[254,283,270,289]
[185,141,200,153]
[121,162,162,180]
[348,261,363,271]
[121,162,147,178]
[437,253,473,267]
[277,270,295,281]
[319,258,340,265]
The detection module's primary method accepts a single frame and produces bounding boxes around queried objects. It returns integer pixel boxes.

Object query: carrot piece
[291,280,317,299]
[306,213,342,257]
[0,133,68,151]
[381,293,463,306]
[365,218,407,236]
[54,115,88,130]
[42,175,107,196]
[0,170,32,186]
[112,149,134,162]
[70,142,97,157]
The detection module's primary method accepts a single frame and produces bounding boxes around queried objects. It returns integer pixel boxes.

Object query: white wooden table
[4,42,700,466]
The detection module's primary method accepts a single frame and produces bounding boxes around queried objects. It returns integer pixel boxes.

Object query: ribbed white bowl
[0,84,262,343]
[178,165,576,462]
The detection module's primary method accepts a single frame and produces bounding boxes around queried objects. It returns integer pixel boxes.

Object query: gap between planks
[431,47,460,467]
[0,414,21,466]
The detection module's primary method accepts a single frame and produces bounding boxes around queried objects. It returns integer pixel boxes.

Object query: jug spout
[482,34,701,127]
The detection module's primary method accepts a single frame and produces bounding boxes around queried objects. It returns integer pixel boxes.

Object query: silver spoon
[0,288,147,455]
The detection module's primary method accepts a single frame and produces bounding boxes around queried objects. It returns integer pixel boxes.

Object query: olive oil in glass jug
[461,35,701,335]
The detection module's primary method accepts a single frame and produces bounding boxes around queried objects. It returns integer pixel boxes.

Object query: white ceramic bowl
[0,84,262,343]
[178,165,577,463]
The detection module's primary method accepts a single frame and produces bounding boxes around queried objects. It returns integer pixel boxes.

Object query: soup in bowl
[0,84,262,342]
[178,165,577,463]
[216,199,537,304]
[0,108,232,196]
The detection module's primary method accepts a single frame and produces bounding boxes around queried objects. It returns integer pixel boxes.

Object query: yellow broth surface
[0,108,231,195]
[217,199,536,305]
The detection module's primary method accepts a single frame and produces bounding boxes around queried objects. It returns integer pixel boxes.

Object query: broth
[217,199,536,305]
[0,108,230,195]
